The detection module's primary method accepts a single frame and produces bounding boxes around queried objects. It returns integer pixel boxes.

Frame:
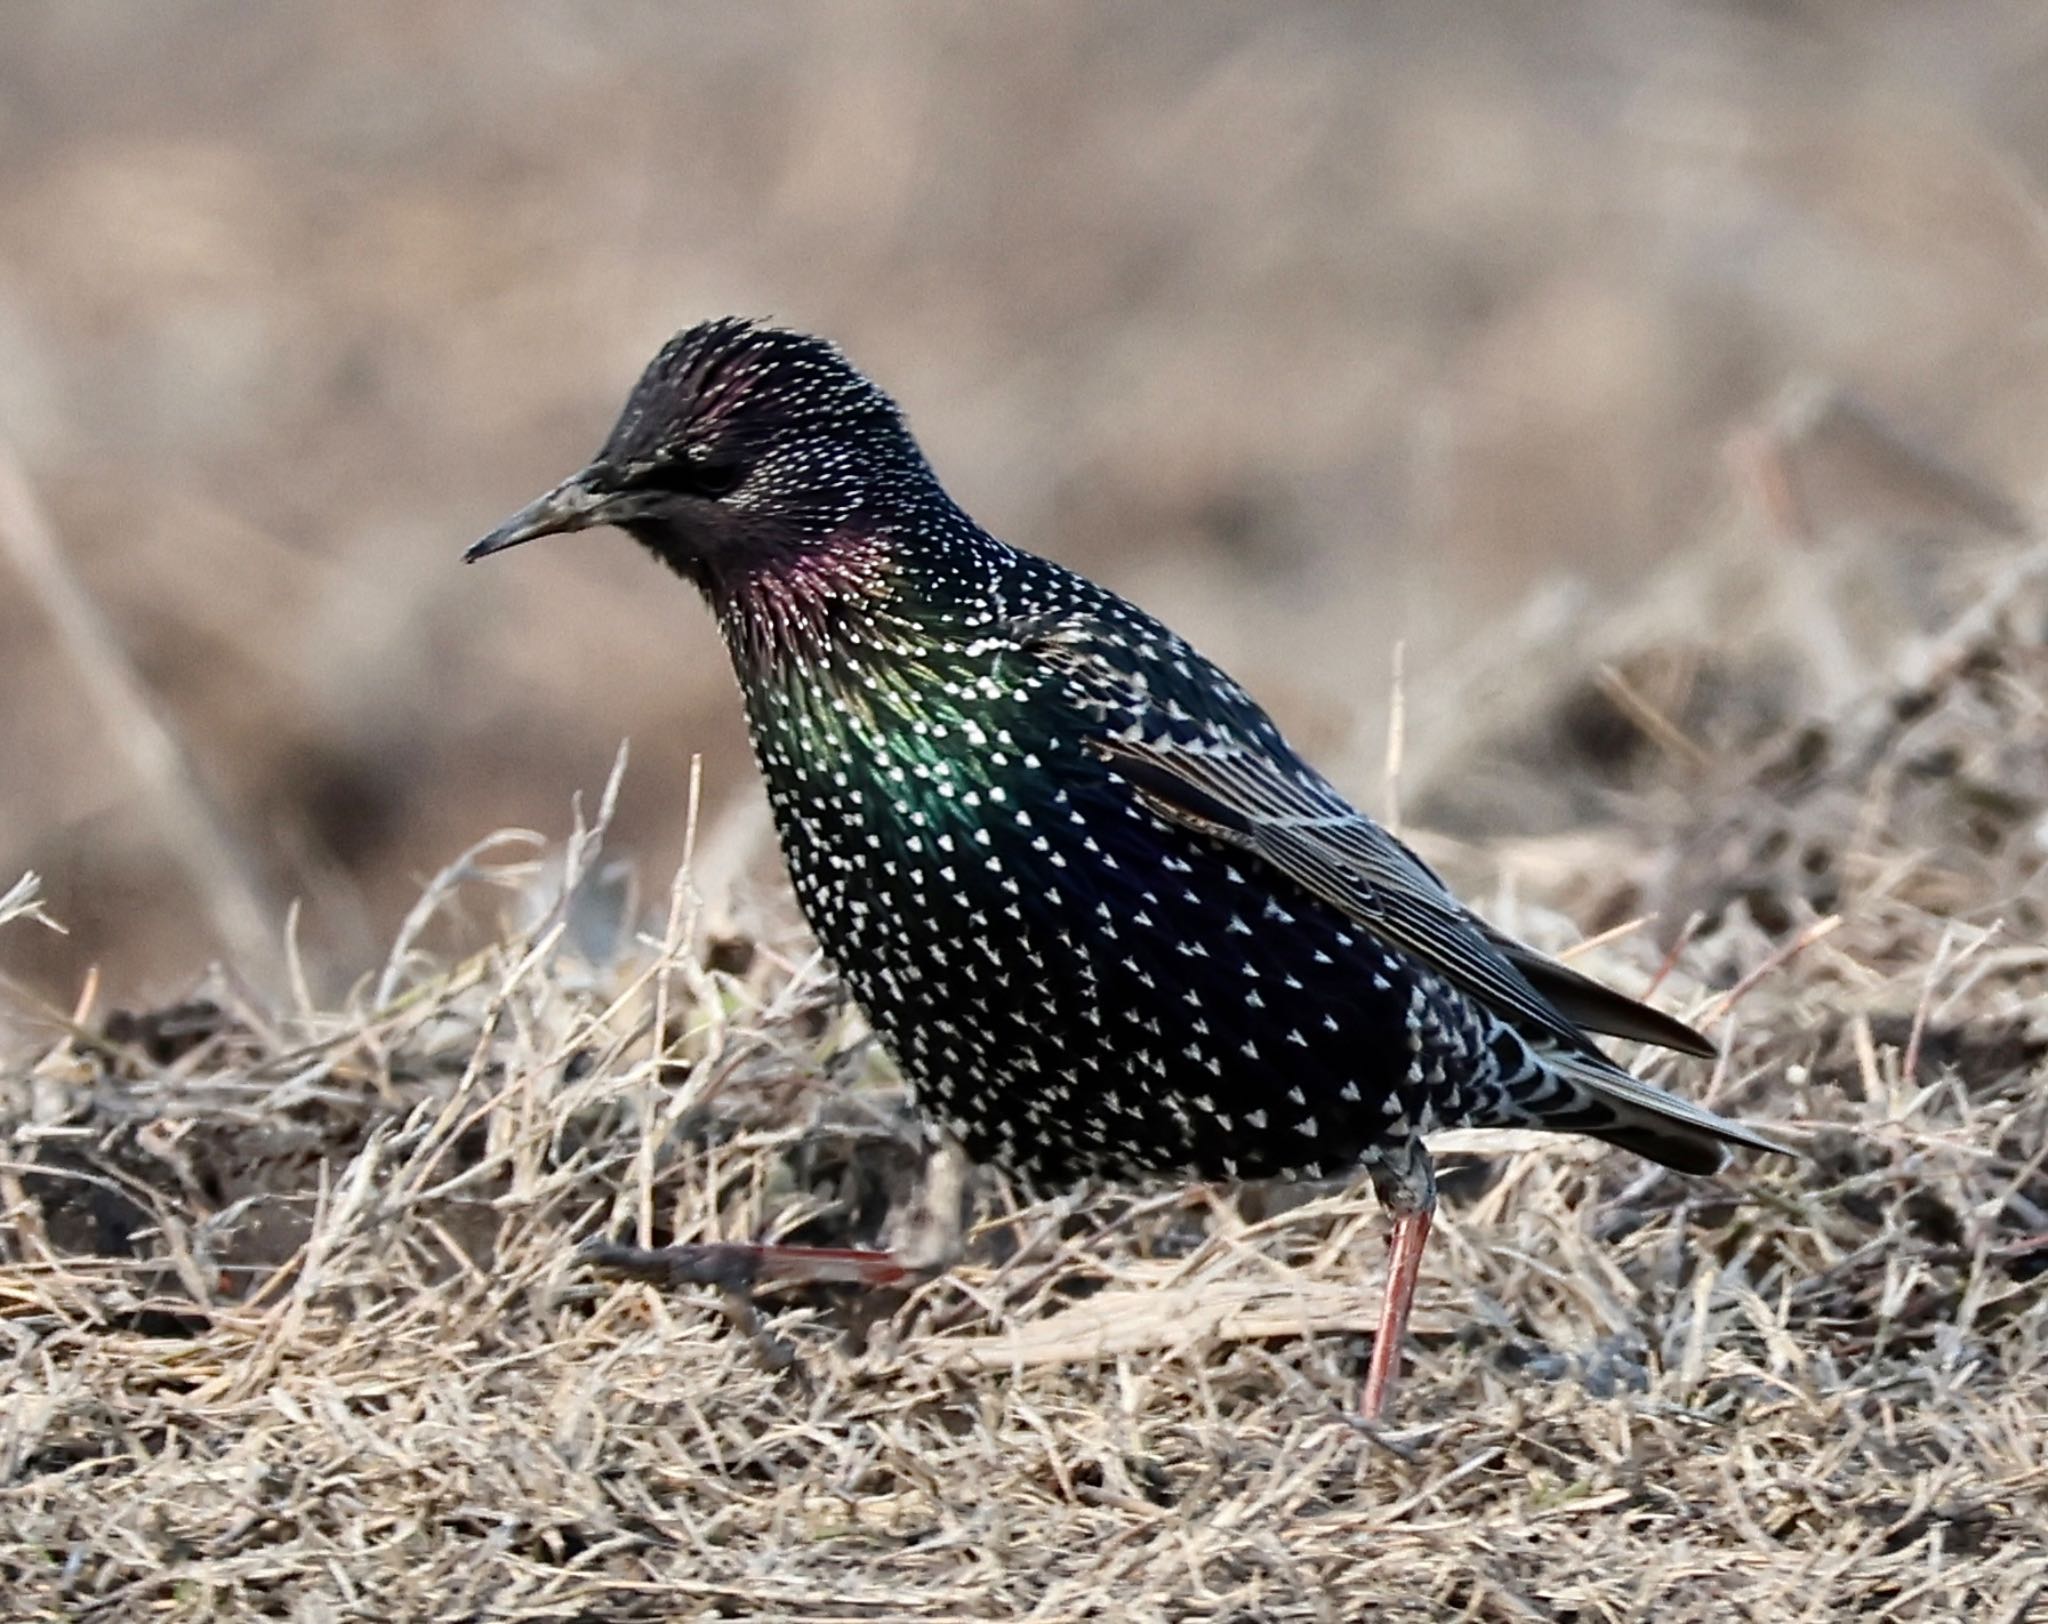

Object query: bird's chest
[748,702,1476,1189]
[753,706,1096,1036]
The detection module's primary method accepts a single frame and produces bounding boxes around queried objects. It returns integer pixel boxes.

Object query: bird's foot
[576,1237,920,1292]
[577,1134,970,1296]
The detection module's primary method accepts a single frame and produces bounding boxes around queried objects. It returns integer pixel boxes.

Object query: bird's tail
[1545,1049,1797,1175]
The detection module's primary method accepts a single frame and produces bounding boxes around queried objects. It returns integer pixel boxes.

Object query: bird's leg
[1361,1141,1438,1421]
[579,1132,970,1293]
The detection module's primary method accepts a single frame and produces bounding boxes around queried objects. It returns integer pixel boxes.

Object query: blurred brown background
[3,1,2045,1002]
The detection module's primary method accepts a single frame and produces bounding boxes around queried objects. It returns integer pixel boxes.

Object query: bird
[468,317,1791,1418]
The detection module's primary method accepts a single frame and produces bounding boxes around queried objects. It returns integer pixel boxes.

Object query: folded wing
[1089,734,1713,1059]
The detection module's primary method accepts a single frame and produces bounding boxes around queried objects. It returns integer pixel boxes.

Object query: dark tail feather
[1585,1119,1736,1175]
[1546,1050,1797,1173]
[1488,933,1718,1058]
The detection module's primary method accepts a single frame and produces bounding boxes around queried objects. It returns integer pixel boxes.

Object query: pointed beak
[465,468,613,562]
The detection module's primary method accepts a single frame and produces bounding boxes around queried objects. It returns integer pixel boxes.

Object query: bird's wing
[1476,928,1715,1057]
[1089,733,1712,1058]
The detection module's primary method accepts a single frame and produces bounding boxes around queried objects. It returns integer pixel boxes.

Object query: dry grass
[4,561,2048,1620]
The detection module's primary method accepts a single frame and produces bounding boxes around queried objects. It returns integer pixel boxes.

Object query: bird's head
[467,318,931,586]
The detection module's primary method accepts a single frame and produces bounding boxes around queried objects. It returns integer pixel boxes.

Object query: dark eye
[646,449,748,499]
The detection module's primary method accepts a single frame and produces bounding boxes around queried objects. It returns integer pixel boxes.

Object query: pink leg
[1360,1202,1434,1420]
[578,1238,916,1292]
[582,1137,971,1297]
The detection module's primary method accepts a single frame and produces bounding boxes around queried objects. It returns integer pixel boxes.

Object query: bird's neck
[707,531,903,678]
[708,529,1056,827]
[706,519,1011,682]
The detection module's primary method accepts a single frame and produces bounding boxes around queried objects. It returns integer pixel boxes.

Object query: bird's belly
[773,779,1526,1191]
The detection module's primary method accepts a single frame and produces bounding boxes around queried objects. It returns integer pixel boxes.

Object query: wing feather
[1093,734,1710,1058]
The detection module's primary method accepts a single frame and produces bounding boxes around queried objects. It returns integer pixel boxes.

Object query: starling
[469,318,1790,1417]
